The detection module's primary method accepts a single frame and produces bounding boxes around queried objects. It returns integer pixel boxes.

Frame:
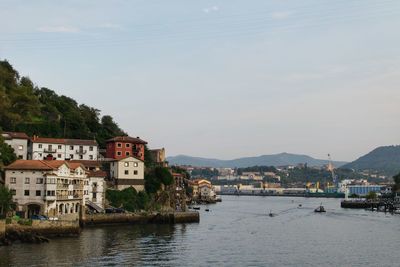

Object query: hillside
[342,145,400,176]
[167,153,347,168]
[0,60,125,148]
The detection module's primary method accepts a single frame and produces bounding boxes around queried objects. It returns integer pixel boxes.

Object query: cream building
[4,160,89,220]
[2,132,29,160]
[109,156,145,191]
[29,136,98,161]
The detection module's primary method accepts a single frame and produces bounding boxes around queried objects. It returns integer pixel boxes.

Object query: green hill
[342,145,400,176]
[0,59,125,148]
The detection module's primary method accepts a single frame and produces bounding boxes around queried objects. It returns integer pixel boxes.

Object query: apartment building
[1,132,29,159]
[109,156,145,191]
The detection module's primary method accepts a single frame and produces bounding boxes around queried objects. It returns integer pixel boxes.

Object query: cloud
[37,26,80,33]
[203,6,219,14]
[271,11,293,20]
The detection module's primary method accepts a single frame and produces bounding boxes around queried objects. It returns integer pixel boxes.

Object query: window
[125,143,130,148]
[117,151,122,156]
[134,162,138,167]
[10,189,16,195]
[18,145,23,150]
[93,192,97,199]
[124,162,129,167]
[124,170,129,175]
[117,143,122,148]
[70,145,74,150]
[79,145,83,150]
[79,155,83,159]
[48,145,52,150]
[89,155,93,160]
[38,144,42,148]
[58,145,62,149]
[39,153,42,157]
[125,151,130,156]
[134,170,138,175]
[25,177,30,184]
[70,154,74,159]
[10,177,16,184]
[89,146,93,151]
[24,190,29,196]
[58,154,62,158]
[36,190,41,196]
[36,178,43,184]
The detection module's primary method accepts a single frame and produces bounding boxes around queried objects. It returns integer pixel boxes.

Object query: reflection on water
[1,196,400,266]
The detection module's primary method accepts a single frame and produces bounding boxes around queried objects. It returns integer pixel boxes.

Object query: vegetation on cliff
[0,60,125,148]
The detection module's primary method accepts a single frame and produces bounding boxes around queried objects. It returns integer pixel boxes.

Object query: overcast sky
[1,0,399,161]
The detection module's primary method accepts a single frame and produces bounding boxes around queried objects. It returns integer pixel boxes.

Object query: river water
[1,196,399,266]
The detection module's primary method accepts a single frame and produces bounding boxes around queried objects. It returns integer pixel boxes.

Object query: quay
[341,199,397,211]
[218,192,344,198]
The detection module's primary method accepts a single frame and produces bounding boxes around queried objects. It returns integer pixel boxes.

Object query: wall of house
[30,143,98,160]
[5,139,28,160]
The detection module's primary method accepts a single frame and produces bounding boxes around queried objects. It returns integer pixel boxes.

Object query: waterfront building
[29,136,98,161]
[149,148,168,167]
[1,132,29,160]
[106,136,147,161]
[109,156,145,191]
[172,173,187,211]
[191,179,216,201]
[347,184,384,196]
[4,160,89,219]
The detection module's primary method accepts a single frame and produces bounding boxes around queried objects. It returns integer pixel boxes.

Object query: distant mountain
[167,153,347,168]
[342,145,400,176]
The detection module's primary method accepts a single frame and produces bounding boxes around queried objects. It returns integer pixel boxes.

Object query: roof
[69,160,102,169]
[2,132,29,140]
[110,156,144,162]
[31,136,97,146]
[106,136,147,144]
[5,160,54,171]
[5,160,84,171]
[88,170,107,177]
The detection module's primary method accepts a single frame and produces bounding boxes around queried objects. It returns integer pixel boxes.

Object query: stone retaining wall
[6,220,80,237]
[83,211,199,226]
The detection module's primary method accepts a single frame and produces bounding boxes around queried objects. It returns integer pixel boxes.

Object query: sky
[0,0,399,162]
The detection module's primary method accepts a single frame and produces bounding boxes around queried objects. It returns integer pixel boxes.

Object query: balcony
[73,184,83,190]
[76,149,87,155]
[57,184,69,190]
[44,148,57,153]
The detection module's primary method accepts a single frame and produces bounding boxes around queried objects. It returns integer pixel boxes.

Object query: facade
[191,179,216,201]
[172,173,187,211]
[109,156,145,191]
[4,160,89,219]
[347,185,383,196]
[29,136,98,161]
[150,148,167,166]
[106,136,147,161]
[2,132,29,159]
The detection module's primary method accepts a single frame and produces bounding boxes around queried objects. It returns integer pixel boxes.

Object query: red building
[106,136,147,161]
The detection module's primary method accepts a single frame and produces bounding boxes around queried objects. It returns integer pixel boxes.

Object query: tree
[365,191,377,200]
[145,167,174,194]
[0,185,14,217]
[0,131,17,171]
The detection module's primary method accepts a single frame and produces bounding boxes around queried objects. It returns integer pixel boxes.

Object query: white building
[2,132,29,160]
[109,156,145,191]
[4,160,89,220]
[29,136,98,161]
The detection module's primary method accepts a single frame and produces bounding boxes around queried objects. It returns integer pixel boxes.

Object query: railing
[73,184,83,190]
[76,149,87,155]
[57,184,69,190]
[44,148,57,153]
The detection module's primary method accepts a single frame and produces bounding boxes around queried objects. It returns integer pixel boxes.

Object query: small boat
[268,210,274,217]
[314,204,326,213]
[298,204,302,208]
[205,209,210,212]
[193,207,201,210]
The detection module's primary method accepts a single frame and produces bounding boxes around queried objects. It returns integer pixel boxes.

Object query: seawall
[83,211,200,226]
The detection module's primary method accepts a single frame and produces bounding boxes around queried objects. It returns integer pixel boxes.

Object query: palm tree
[0,185,14,217]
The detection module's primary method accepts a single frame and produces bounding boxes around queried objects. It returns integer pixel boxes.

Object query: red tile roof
[2,132,29,140]
[5,160,55,170]
[106,136,147,144]
[69,160,102,169]
[31,136,97,146]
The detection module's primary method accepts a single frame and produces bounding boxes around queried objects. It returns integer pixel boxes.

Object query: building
[70,160,107,210]
[29,136,98,161]
[109,156,145,191]
[106,136,147,161]
[191,179,216,201]
[4,160,89,219]
[150,148,167,166]
[172,173,186,211]
[1,132,29,159]
[347,185,384,196]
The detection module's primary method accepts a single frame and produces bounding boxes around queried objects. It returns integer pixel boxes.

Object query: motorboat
[314,205,326,213]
